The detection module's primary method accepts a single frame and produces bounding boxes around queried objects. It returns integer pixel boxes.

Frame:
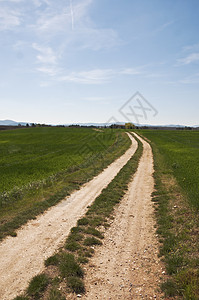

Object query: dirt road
[0,133,137,300]
[82,133,164,299]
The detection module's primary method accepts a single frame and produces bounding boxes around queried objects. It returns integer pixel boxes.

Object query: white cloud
[30,0,119,51]
[31,0,92,34]
[56,67,145,85]
[120,68,142,75]
[13,40,27,50]
[0,7,22,30]
[178,52,199,65]
[70,0,74,30]
[59,69,114,85]
[32,43,58,64]
[32,0,50,7]
[36,66,59,76]
[33,10,71,33]
[0,0,24,2]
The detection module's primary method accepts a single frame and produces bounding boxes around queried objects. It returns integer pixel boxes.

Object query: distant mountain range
[0,119,198,128]
[0,120,28,126]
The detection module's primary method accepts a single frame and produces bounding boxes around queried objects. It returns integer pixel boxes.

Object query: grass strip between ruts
[13,133,143,300]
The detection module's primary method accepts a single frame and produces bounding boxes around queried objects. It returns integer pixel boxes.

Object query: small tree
[125,122,135,129]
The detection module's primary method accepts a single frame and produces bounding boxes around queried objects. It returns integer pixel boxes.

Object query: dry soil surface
[0,133,137,300]
[82,133,165,300]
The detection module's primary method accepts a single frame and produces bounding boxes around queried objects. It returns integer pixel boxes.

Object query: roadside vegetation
[14,134,143,299]
[138,130,199,299]
[0,127,131,240]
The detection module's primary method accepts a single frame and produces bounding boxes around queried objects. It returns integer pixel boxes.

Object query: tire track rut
[82,133,164,300]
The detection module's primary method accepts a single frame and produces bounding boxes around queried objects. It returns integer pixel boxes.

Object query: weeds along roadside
[137,131,199,300]
[13,134,143,300]
[0,131,131,241]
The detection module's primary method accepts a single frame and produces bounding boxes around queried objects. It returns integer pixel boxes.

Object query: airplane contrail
[70,0,74,30]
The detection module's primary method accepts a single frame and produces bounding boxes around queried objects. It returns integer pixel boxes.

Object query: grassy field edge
[13,133,143,300]
[137,131,199,299]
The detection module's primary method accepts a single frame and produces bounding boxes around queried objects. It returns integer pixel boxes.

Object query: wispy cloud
[182,43,199,52]
[36,66,59,76]
[30,0,119,50]
[32,43,58,64]
[70,0,74,30]
[31,0,50,7]
[154,20,174,34]
[179,73,199,84]
[0,6,22,30]
[150,20,174,36]
[59,69,114,85]
[0,0,24,2]
[2,0,120,81]
[29,0,121,80]
[120,68,143,75]
[178,52,199,65]
[31,0,92,34]
[56,67,146,85]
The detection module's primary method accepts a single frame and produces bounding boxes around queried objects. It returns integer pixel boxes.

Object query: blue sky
[0,0,199,125]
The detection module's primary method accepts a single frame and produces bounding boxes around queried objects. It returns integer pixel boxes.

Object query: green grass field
[139,130,199,209]
[0,127,130,239]
[138,130,199,299]
[0,127,117,193]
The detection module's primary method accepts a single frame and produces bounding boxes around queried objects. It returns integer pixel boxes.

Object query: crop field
[139,129,199,298]
[0,127,130,238]
[139,130,199,209]
[0,127,119,193]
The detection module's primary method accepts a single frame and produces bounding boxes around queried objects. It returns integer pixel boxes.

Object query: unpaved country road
[82,133,164,300]
[0,133,138,300]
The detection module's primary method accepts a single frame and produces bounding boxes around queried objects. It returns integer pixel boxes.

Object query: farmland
[0,127,130,239]
[1,133,144,300]
[139,130,199,299]
[139,130,199,209]
[1,128,199,299]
